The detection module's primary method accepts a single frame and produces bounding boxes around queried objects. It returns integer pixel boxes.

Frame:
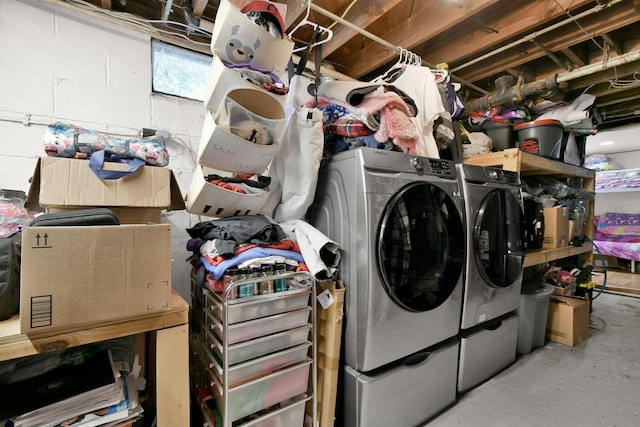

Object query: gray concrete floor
[429,291,640,427]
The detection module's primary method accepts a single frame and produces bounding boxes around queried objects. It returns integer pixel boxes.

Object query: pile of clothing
[186,215,341,292]
[314,82,419,154]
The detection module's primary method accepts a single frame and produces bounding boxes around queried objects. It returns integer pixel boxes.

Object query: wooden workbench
[0,290,190,427]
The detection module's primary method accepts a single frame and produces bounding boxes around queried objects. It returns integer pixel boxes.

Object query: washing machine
[456,163,525,392]
[308,148,465,426]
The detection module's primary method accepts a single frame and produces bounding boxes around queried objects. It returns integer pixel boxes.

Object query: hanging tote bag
[262,30,324,222]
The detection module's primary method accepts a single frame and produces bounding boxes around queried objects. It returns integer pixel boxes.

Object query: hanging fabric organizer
[187,0,294,218]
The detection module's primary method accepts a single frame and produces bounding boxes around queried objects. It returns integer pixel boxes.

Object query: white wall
[586,126,640,215]
[0,0,206,303]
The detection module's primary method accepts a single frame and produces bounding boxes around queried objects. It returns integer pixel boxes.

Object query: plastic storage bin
[206,325,310,365]
[207,306,311,344]
[517,283,555,354]
[205,288,310,323]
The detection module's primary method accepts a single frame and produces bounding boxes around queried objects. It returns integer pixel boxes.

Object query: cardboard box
[46,206,162,225]
[25,157,185,213]
[306,280,345,427]
[546,295,589,346]
[20,224,171,334]
[542,207,569,249]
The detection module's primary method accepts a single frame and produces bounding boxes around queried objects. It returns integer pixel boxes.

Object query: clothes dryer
[456,163,525,392]
[309,148,465,426]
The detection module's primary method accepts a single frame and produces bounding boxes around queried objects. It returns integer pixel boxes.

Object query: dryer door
[377,182,465,312]
[473,189,524,288]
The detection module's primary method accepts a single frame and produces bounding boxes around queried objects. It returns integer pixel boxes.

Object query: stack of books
[0,350,143,427]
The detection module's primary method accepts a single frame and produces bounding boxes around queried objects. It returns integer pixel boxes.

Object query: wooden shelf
[465,149,595,268]
[0,290,188,361]
[523,243,593,267]
[463,148,595,179]
[0,290,190,427]
[596,187,640,193]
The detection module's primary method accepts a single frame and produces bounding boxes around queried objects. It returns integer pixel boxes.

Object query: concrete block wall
[0,0,208,303]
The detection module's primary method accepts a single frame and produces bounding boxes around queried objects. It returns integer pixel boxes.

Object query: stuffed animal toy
[230,119,273,145]
[43,122,169,166]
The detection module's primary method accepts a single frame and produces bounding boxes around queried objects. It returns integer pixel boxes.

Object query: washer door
[377,182,465,312]
[473,189,524,288]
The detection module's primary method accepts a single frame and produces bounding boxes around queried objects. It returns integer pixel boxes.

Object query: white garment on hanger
[261,74,324,222]
[392,64,445,158]
[280,219,341,281]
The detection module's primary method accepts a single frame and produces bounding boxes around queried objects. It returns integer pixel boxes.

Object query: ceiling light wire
[553,0,606,52]
[327,0,359,30]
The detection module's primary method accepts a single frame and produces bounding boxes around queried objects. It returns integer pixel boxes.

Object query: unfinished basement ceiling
[72,0,640,130]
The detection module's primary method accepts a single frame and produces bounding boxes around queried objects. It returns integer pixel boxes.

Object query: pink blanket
[354,86,418,153]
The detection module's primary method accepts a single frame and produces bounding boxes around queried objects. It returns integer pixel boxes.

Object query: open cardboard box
[546,295,589,346]
[542,206,569,249]
[25,157,184,223]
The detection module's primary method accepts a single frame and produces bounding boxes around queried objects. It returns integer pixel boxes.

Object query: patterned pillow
[601,212,640,227]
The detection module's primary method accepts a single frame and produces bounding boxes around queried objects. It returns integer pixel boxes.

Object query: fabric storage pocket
[198,88,286,174]
[210,0,293,73]
[185,165,270,217]
[204,55,287,112]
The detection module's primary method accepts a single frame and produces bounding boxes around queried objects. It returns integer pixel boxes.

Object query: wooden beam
[454,1,640,85]
[601,32,624,55]
[327,0,592,78]
[328,0,504,76]
[320,0,405,56]
[284,0,307,29]
[561,47,587,67]
[193,0,209,16]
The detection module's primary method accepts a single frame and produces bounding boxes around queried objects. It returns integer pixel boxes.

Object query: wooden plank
[155,325,190,427]
[193,0,209,16]
[593,270,640,296]
[320,0,405,56]
[455,1,640,84]
[524,243,593,267]
[0,290,188,361]
[327,0,502,77]
[463,149,595,179]
[330,0,590,78]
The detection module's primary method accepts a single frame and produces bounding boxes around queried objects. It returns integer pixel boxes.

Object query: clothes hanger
[431,68,449,84]
[288,0,333,53]
[372,47,408,83]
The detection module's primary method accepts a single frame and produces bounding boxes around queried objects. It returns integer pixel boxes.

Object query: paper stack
[0,350,143,427]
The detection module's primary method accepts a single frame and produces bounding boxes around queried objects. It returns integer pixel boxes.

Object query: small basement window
[151,39,212,101]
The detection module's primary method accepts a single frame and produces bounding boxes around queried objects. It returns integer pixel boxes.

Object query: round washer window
[473,189,524,288]
[377,182,465,312]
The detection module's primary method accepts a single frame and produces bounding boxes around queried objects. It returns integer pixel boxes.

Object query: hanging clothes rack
[303,0,490,95]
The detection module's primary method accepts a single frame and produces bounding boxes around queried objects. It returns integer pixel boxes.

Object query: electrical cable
[60,0,212,49]
[582,235,607,300]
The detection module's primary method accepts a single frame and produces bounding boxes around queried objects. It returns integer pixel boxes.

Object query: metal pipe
[450,0,623,74]
[162,0,173,21]
[305,0,491,94]
[556,49,640,82]
[465,76,560,112]
[466,48,640,112]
